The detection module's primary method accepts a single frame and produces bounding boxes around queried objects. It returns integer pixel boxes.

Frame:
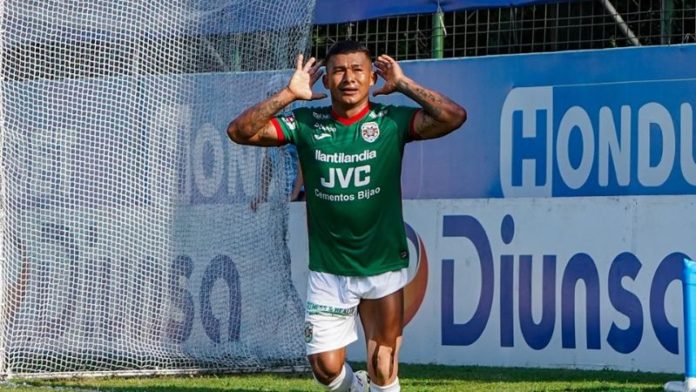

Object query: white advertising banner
[288,196,695,372]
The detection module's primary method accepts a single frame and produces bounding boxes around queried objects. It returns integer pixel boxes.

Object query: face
[323,51,376,110]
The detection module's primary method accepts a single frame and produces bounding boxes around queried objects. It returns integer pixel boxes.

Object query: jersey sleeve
[388,105,421,143]
[271,110,302,145]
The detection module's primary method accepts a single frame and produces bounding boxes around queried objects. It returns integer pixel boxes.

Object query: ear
[369,70,376,86]
[322,73,328,89]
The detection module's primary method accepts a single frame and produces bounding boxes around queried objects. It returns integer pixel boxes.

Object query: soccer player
[227,40,466,392]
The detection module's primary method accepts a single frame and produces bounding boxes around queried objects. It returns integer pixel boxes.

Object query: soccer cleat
[352,370,370,392]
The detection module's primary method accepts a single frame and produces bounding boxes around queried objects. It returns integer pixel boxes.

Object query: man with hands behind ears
[227,40,466,391]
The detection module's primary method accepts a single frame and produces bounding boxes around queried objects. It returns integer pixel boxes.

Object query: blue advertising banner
[390,45,696,199]
[12,46,695,203]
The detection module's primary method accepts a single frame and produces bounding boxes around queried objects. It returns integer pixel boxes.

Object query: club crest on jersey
[281,114,297,131]
[360,122,380,143]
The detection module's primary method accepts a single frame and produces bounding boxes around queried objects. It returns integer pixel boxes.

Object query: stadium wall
[289,44,696,372]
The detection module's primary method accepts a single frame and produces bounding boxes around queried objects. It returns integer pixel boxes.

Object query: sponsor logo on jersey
[315,149,377,163]
[312,111,331,120]
[313,123,336,140]
[361,122,380,143]
[313,133,332,140]
[281,114,296,131]
[368,109,388,119]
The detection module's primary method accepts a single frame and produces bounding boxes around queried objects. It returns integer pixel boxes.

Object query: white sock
[318,363,354,392]
[370,377,400,392]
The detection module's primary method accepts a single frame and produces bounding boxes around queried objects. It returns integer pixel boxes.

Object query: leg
[305,271,361,391]
[308,347,346,385]
[309,348,366,392]
[358,288,404,387]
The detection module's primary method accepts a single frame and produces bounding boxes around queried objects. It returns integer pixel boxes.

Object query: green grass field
[0,364,681,391]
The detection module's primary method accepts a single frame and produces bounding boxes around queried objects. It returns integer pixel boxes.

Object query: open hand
[373,54,405,96]
[288,54,327,101]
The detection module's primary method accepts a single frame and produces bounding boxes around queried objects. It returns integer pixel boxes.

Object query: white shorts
[304,268,408,355]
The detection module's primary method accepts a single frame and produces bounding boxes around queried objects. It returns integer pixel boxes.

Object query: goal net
[0,0,314,377]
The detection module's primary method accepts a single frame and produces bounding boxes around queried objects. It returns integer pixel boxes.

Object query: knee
[370,345,397,385]
[309,355,344,386]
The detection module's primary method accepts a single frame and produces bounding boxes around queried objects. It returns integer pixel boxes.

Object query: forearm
[397,77,462,124]
[227,88,296,143]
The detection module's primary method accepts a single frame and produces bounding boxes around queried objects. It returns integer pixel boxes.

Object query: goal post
[0,0,315,378]
[664,258,696,392]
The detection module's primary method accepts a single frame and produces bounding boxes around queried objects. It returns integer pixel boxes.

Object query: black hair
[324,40,372,68]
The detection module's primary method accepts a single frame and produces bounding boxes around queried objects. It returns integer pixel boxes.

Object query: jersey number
[320,165,371,188]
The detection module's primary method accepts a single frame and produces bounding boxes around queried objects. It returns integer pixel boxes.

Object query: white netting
[0,0,314,377]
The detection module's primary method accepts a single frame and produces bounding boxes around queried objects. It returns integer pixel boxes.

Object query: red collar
[332,103,371,126]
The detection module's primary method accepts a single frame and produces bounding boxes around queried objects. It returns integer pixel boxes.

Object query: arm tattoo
[397,80,445,119]
[236,94,290,138]
[396,78,465,138]
[252,97,286,121]
[419,114,438,130]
